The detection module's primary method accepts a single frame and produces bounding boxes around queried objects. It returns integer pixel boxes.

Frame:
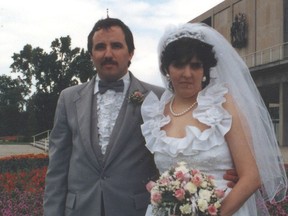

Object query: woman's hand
[223,169,238,188]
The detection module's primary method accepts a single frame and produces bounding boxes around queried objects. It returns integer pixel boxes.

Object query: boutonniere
[128,90,145,105]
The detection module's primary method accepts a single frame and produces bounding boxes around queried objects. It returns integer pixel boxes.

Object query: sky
[0,0,224,87]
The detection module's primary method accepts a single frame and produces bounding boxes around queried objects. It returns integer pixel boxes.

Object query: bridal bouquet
[146,161,226,216]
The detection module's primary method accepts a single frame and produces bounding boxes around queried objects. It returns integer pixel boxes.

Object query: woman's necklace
[169,96,197,117]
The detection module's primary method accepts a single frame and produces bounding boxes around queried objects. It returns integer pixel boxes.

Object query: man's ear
[129,50,134,60]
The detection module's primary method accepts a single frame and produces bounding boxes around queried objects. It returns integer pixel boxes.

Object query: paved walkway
[0,144,47,158]
[1,144,288,164]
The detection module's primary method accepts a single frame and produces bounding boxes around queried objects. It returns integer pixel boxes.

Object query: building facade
[190,0,288,146]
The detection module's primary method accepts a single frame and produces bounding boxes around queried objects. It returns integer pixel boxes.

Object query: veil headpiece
[158,23,287,211]
[160,29,205,50]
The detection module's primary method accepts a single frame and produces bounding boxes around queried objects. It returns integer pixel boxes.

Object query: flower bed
[0,153,48,173]
[0,154,48,216]
[267,195,288,215]
[0,154,287,215]
[265,164,288,215]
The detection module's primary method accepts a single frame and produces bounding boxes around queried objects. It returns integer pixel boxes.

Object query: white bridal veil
[158,23,287,208]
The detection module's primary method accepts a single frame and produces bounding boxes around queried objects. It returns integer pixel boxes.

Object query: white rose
[199,189,212,202]
[200,181,207,188]
[177,161,187,166]
[214,201,221,209]
[175,165,189,174]
[161,170,169,178]
[184,182,197,194]
[171,180,181,188]
[197,199,208,212]
[180,203,192,214]
[210,178,216,186]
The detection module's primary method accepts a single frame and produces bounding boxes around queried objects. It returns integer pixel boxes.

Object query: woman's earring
[166,73,170,80]
[202,76,207,82]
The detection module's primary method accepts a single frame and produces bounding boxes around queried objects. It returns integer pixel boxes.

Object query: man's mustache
[101,59,118,66]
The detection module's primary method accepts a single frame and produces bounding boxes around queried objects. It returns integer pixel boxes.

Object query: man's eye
[94,44,106,50]
[112,43,123,49]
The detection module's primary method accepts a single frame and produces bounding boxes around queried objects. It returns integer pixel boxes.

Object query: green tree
[0,75,29,136]
[10,36,94,134]
[11,36,94,94]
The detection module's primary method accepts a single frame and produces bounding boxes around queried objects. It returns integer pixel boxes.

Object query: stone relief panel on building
[230,13,248,48]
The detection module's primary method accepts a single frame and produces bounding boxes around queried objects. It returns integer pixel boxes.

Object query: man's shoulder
[61,78,94,95]
[140,80,164,91]
[62,82,86,92]
[139,81,165,97]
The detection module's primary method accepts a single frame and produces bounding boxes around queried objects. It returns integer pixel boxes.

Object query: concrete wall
[190,0,288,146]
[190,0,284,56]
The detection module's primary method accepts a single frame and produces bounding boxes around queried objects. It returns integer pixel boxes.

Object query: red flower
[128,90,145,104]
[174,188,185,201]
[208,204,218,215]
[175,170,185,180]
[215,189,225,199]
[192,173,203,187]
[146,181,156,192]
[151,191,162,205]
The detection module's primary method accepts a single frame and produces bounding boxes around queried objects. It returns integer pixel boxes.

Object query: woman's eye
[190,62,203,70]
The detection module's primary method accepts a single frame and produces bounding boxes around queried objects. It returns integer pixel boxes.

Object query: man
[44,17,238,216]
[44,18,164,216]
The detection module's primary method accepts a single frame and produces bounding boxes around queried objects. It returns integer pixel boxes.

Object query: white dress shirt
[94,73,130,154]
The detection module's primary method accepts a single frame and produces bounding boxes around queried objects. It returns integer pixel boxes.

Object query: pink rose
[151,191,162,205]
[208,204,218,215]
[146,181,156,192]
[184,173,191,182]
[129,90,144,104]
[191,169,200,176]
[192,174,203,187]
[159,177,170,185]
[134,91,143,97]
[208,175,214,180]
[175,171,185,180]
[174,188,185,201]
[215,189,225,199]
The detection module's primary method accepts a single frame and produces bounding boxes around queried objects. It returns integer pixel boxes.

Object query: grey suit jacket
[44,72,164,216]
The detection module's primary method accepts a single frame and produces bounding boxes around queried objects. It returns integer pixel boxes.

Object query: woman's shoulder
[197,83,228,105]
[194,83,232,129]
[141,89,172,119]
[140,90,172,155]
[203,83,238,118]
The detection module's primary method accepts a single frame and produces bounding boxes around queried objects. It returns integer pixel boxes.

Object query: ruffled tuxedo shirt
[94,73,130,154]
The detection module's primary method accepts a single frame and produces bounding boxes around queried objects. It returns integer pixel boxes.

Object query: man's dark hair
[87,18,135,54]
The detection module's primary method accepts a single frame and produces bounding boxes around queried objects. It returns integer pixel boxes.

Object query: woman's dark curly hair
[160,37,217,89]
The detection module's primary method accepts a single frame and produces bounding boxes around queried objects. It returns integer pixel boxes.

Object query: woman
[141,23,287,215]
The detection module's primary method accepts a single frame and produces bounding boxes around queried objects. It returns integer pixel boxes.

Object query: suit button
[102,176,109,180]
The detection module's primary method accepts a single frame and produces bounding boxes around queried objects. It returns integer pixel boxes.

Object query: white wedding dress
[141,83,260,216]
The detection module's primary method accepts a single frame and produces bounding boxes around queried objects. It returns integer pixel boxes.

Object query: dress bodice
[141,83,233,190]
[141,83,262,215]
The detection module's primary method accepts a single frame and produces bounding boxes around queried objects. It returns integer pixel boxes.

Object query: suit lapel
[104,73,149,167]
[74,77,101,170]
